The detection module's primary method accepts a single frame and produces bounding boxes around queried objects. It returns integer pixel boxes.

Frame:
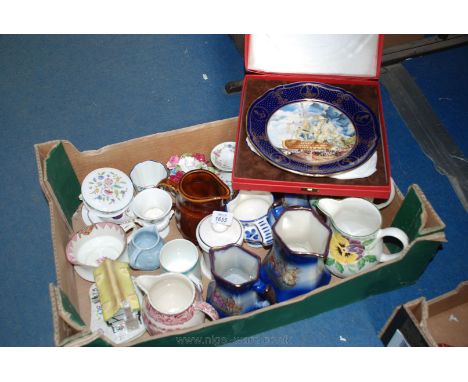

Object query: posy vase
[317,198,409,278]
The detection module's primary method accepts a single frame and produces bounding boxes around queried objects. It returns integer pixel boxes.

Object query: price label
[211,211,233,227]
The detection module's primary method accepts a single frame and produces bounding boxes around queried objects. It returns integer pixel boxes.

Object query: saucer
[82,204,134,226]
[211,142,235,172]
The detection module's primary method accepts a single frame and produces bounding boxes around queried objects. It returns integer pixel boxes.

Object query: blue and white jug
[261,207,332,302]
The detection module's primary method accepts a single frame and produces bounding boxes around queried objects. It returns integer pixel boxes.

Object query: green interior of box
[45,142,81,225]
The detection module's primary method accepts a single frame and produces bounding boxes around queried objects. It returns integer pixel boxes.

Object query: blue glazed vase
[261,207,332,302]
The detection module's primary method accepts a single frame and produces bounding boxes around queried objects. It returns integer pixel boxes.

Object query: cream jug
[226,190,274,248]
[317,198,409,278]
[207,245,275,317]
[135,273,218,335]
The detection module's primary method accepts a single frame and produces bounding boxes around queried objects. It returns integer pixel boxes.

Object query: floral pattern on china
[210,142,235,172]
[166,153,219,182]
[81,168,134,213]
[325,231,377,275]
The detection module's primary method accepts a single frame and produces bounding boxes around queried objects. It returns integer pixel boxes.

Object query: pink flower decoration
[169,171,185,183]
[193,153,206,163]
[166,155,180,169]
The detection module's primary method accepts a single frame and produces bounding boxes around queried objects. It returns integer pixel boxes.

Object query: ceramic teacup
[66,223,127,281]
[317,197,409,278]
[130,160,168,192]
[128,188,174,238]
[159,239,203,289]
[127,225,164,271]
[226,190,274,248]
[135,273,219,335]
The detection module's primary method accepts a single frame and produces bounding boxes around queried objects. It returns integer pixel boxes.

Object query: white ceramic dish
[74,230,134,282]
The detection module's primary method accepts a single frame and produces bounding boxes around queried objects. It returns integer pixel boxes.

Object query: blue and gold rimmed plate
[246,82,380,176]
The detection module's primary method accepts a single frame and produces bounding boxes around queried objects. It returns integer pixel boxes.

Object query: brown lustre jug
[158,169,231,243]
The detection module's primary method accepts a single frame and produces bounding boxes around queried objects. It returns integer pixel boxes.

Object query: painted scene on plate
[266,100,356,165]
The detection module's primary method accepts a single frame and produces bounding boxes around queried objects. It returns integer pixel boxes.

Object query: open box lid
[245,34,383,80]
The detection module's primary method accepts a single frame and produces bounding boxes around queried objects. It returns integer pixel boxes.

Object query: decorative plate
[81,167,134,214]
[246,82,380,176]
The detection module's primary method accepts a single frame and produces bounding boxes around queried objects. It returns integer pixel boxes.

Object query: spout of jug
[316,198,341,218]
[134,275,161,296]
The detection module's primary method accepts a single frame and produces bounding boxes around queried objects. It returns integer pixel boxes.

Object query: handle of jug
[270,201,285,220]
[252,279,276,305]
[157,177,179,198]
[188,274,204,292]
[129,247,143,269]
[376,227,410,262]
[267,201,284,226]
[193,301,219,321]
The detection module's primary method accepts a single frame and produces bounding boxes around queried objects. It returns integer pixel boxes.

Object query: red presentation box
[232,34,392,199]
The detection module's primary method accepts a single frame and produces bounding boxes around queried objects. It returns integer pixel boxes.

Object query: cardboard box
[232,35,392,199]
[35,117,446,346]
[380,281,468,347]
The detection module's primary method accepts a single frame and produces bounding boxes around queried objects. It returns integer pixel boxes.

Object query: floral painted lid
[81,168,134,214]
